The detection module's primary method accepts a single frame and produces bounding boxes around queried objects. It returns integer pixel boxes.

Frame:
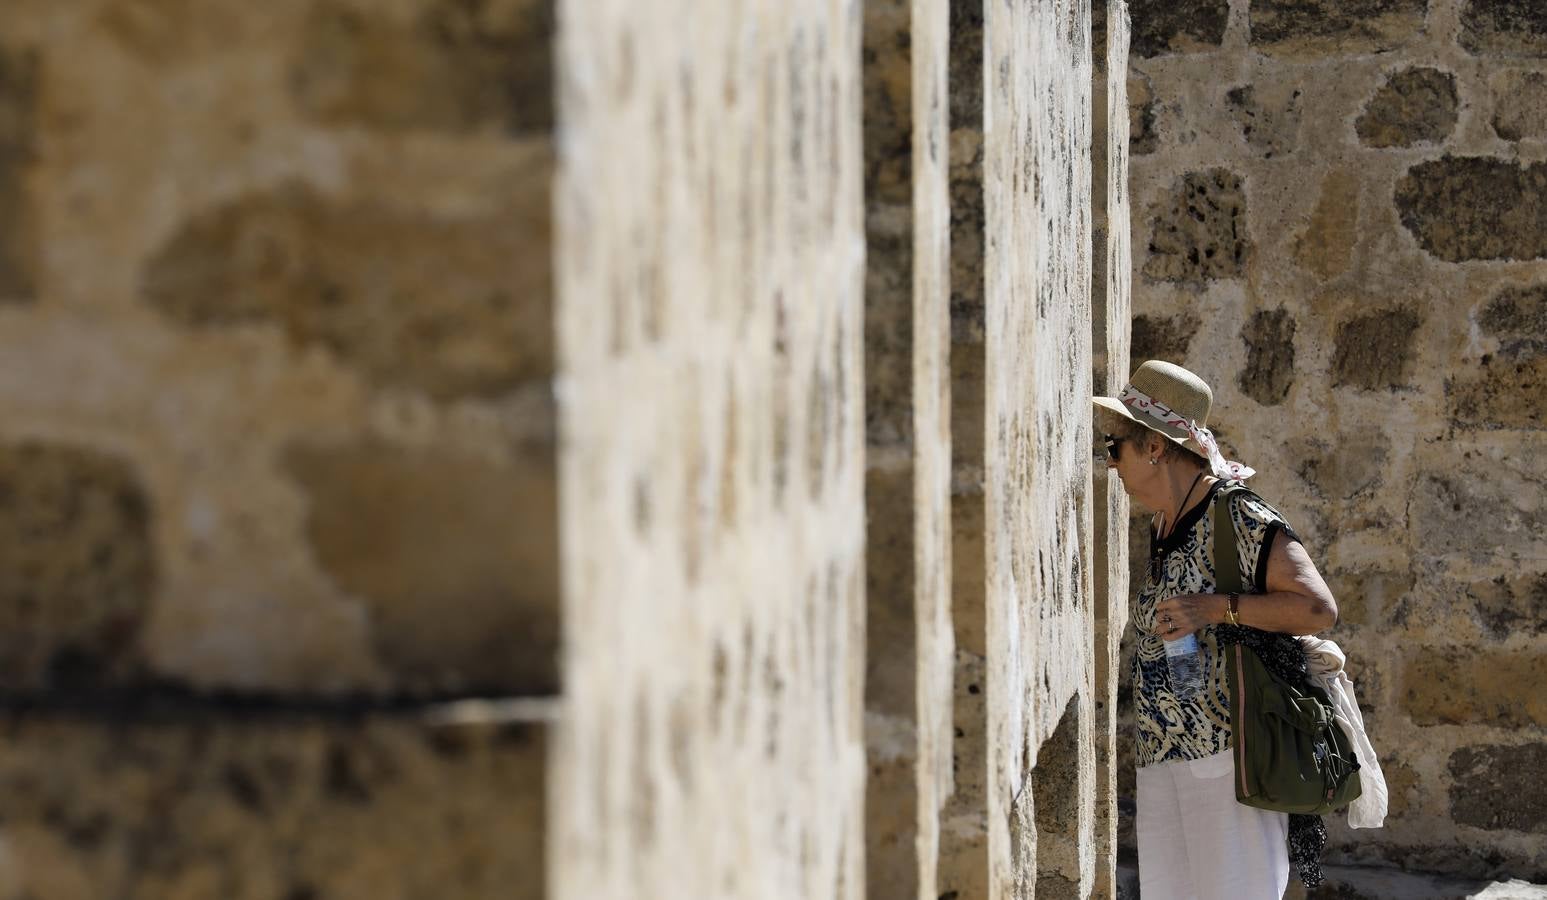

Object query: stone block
[1449,289,1547,428]
[1295,169,1361,282]
[1460,0,1547,58]
[1226,82,1303,158]
[141,179,553,400]
[1448,355,1547,429]
[864,465,915,719]
[1356,67,1459,149]
[0,441,155,692]
[0,44,37,303]
[1449,743,1547,833]
[1290,430,1390,503]
[1322,569,1412,629]
[1491,71,1547,141]
[1249,0,1426,59]
[284,440,558,696]
[1410,471,1547,561]
[0,702,549,900]
[1477,283,1547,355]
[1237,307,1296,405]
[1127,0,1228,59]
[1465,573,1547,639]
[1142,169,1249,286]
[1331,308,1420,390]
[1396,156,1547,262]
[291,0,554,137]
[1129,73,1158,156]
[1401,648,1547,727]
[1129,311,1199,364]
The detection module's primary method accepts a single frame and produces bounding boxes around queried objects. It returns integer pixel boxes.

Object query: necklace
[1157,470,1207,541]
[1149,469,1208,584]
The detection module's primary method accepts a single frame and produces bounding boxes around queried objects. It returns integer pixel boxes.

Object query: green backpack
[1214,484,1362,815]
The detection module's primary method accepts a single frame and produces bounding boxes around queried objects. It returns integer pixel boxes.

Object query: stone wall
[549,0,868,896]
[0,0,1136,896]
[0,0,556,894]
[860,0,954,897]
[1127,0,1547,881]
[934,0,1111,896]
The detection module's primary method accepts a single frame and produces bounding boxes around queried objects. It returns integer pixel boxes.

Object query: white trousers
[1136,750,1290,900]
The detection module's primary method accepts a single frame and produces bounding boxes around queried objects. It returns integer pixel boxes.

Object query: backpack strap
[1212,481,1252,596]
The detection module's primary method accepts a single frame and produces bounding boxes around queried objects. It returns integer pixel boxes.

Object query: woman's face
[1103,428,1155,496]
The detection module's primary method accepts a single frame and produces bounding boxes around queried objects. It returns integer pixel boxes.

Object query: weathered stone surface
[1292,430,1390,502]
[1249,0,1426,59]
[284,441,557,696]
[1449,743,1547,833]
[1410,472,1547,561]
[1460,0,1547,58]
[1449,356,1547,429]
[1466,574,1547,639]
[1478,283,1547,355]
[1226,82,1303,157]
[1127,0,1228,58]
[1130,311,1199,363]
[292,0,554,136]
[1396,156,1547,262]
[1491,71,1547,140]
[1237,308,1296,405]
[1449,289,1547,428]
[1143,169,1249,285]
[0,706,549,900]
[552,0,868,894]
[0,45,37,303]
[1356,67,1458,149]
[142,180,552,399]
[1295,169,1360,281]
[0,442,155,692]
[1325,569,1412,630]
[1331,308,1420,390]
[1402,649,1547,727]
[1129,72,1158,155]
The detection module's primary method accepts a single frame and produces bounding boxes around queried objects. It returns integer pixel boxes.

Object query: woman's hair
[1110,418,1208,469]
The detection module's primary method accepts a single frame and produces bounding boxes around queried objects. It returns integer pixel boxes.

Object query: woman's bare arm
[1152,531,1338,637]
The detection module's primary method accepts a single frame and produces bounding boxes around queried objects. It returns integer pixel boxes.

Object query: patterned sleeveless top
[1131,479,1300,767]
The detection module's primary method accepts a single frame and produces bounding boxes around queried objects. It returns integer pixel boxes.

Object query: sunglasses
[1102,434,1126,462]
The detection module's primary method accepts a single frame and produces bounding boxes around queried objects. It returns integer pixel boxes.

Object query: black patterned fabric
[1132,480,1299,766]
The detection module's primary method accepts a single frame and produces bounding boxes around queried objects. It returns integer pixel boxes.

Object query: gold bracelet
[1224,591,1240,626]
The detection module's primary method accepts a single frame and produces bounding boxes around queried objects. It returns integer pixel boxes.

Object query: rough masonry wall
[861,0,954,896]
[982,0,1097,894]
[551,1,867,897]
[1091,2,1133,897]
[0,0,557,895]
[937,1,1101,896]
[1127,0,1547,881]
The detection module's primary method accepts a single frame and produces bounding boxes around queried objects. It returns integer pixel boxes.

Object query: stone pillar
[861,0,954,897]
[938,0,1099,895]
[1091,3,1132,898]
[550,1,868,896]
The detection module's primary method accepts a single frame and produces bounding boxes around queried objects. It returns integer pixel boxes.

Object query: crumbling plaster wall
[1126,0,1547,881]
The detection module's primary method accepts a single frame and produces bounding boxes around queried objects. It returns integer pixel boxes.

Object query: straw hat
[1092,360,1215,458]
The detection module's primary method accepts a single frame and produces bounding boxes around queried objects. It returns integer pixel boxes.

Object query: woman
[1093,360,1339,900]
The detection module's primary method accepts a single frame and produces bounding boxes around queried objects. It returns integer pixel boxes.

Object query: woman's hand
[1151,593,1224,639]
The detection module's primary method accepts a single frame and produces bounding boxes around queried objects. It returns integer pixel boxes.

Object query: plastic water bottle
[1164,634,1205,698]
